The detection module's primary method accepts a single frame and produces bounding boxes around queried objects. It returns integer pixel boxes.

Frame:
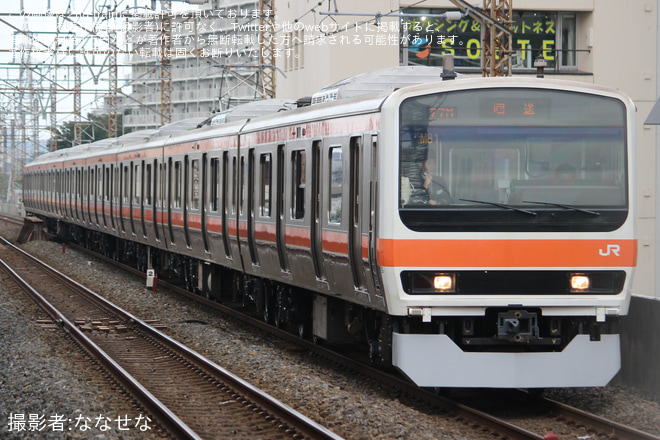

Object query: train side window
[77,169,81,201]
[210,157,219,212]
[145,163,152,206]
[328,147,343,224]
[231,156,237,214]
[97,167,103,200]
[103,167,108,201]
[291,150,306,219]
[239,156,246,215]
[191,159,200,210]
[90,168,95,198]
[259,153,272,217]
[134,163,141,205]
[83,168,88,199]
[174,160,182,208]
[122,165,129,204]
[113,166,119,203]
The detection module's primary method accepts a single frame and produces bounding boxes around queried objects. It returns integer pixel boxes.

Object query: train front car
[378,78,636,389]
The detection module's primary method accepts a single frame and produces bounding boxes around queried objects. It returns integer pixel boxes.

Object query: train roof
[26,67,457,168]
[310,66,459,104]
[207,99,297,126]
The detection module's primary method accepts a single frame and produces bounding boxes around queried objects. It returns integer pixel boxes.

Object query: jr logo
[599,244,621,257]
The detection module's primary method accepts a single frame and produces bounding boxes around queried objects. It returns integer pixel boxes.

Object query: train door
[207,155,221,255]
[188,154,203,252]
[183,155,191,248]
[221,151,231,258]
[201,153,209,253]
[113,164,120,232]
[101,166,107,228]
[152,159,160,242]
[160,158,171,246]
[92,166,103,227]
[130,162,137,236]
[310,140,324,280]
[96,166,101,226]
[85,167,91,225]
[367,134,382,293]
[165,157,179,245]
[109,165,115,231]
[141,160,149,239]
[119,164,128,234]
[246,148,258,265]
[75,168,81,223]
[276,144,288,271]
[348,136,366,290]
[76,168,85,224]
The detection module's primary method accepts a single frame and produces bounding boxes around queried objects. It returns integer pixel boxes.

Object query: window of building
[401,9,577,71]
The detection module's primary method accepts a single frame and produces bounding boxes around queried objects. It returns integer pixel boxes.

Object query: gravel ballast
[2,228,660,439]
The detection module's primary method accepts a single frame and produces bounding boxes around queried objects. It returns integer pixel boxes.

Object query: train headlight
[570,275,590,291]
[401,272,457,294]
[434,275,454,292]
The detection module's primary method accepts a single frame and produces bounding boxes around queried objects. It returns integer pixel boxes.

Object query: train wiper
[522,200,601,216]
[459,198,537,216]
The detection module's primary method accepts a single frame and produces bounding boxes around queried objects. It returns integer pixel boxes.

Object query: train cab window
[145,163,152,206]
[191,159,200,210]
[291,150,306,219]
[259,153,272,217]
[210,157,219,212]
[328,147,343,224]
[174,161,182,208]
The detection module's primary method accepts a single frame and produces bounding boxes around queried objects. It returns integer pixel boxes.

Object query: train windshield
[399,87,628,232]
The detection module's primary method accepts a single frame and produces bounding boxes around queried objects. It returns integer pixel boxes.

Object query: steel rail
[541,397,660,440]
[0,236,201,440]
[1,236,344,440]
[61,239,660,440]
[64,240,544,440]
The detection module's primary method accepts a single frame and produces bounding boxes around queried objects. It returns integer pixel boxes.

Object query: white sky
[0,0,199,143]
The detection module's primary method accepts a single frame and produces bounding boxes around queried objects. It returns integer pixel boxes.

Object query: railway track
[0,235,343,440]
[59,237,660,440]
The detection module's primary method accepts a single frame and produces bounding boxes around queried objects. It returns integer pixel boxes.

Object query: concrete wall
[617,295,660,393]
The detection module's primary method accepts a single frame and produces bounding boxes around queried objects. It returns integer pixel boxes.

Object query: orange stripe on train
[376,239,638,268]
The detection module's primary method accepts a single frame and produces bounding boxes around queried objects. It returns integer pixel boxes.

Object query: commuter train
[23,73,637,388]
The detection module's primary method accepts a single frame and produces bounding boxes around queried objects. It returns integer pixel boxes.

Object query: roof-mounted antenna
[441,54,457,81]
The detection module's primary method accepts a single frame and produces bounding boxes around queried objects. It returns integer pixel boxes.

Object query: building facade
[123,0,262,131]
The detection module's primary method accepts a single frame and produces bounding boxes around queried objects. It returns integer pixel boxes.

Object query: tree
[55,113,130,150]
